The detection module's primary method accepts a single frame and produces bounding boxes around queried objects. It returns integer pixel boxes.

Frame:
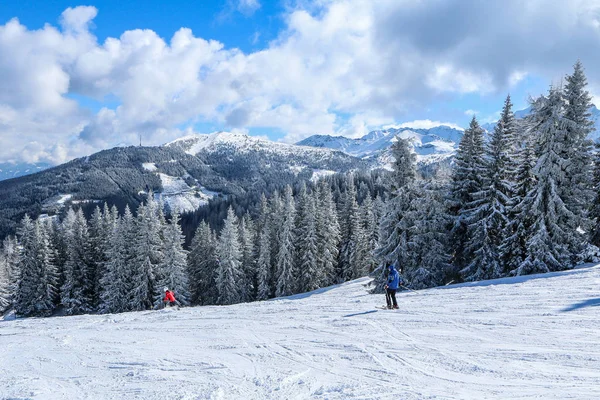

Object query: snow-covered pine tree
[188,220,218,305]
[238,214,256,302]
[88,206,108,309]
[563,61,595,248]
[255,194,272,300]
[296,187,320,293]
[276,185,297,297]
[339,174,366,281]
[374,137,417,292]
[448,116,487,272]
[461,97,516,281]
[316,180,340,287]
[500,108,538,272]
[516,86,579,275]
[0,247,10,312]
[15,216,57,317]
[100,206,134,313]
[361,195,378,274]
[155,209,190,307]
[268,191,283,296]
[406,181,453,288]
[215,207,244,305]
[130,194,164,311]
[591,142,600,247]
[0,237,20,312]
[61,209,94,315]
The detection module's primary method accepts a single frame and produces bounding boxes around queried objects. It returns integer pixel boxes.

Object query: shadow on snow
[561,298,600,312]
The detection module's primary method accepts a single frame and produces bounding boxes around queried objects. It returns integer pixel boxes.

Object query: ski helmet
[164,287,169,292]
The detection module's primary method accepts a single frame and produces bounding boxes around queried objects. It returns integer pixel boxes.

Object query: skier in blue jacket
[385,262,401,309]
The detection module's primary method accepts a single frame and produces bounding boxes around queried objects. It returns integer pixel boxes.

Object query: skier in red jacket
[163,287,181,308]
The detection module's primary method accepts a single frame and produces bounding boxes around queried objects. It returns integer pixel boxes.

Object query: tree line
[375,61,599,289]
[0,174,384,316]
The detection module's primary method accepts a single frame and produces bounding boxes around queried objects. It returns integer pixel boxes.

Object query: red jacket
[164,290,176,302]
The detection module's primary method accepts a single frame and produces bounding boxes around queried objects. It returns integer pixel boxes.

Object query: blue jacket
[387,265,400,290]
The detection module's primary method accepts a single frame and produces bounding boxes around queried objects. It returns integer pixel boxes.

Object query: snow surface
[2,265,600,399]
[155,173,216,213]
[142,162,158,172]
[310,169,336,182]
[166,131,339,159]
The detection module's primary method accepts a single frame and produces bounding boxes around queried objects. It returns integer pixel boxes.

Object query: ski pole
[400,284,416,292]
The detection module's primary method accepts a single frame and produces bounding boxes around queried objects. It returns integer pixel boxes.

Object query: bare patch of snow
[155,173,217,213]
[142,162,157,171]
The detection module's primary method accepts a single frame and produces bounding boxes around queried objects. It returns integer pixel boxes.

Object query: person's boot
[393,305,399,309]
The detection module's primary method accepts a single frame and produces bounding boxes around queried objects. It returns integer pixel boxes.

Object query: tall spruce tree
[216,207,244,305]
[15,216,57,317]
[316,180,340,287]
[188,221,218,305]
[375,137,417,292]
[516,86,579,274]
[448,117,487,272]
[255,194,272,300]
[297,188,320,293]
[155,210,190,307]
[100,207,134,313]
[130,194,164,310]
[276,185,297,297]
[239,214,256,302]
[461,97,516,281]
[61,209,94,315]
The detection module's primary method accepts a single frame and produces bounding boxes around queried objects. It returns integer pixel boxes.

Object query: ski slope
[1,265,600,399]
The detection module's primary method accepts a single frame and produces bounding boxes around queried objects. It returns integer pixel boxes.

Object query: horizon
[1,1,599,166]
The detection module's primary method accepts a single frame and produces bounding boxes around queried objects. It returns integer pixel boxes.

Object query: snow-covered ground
[2,265,600,399]
[154,173,216,213]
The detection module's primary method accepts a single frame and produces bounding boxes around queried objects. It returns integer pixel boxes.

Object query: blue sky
[0,0,597,164]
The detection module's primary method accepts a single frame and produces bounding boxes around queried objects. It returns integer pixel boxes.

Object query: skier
[163,287,181,308]
[385,262,401,309]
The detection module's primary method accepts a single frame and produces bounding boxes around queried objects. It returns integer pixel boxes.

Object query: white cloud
[237,0,261,16]
[2,1,600,164]
[388,120,464,131]
[464,109,479,116]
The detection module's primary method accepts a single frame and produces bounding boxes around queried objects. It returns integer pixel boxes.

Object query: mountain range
[0,132,366,239]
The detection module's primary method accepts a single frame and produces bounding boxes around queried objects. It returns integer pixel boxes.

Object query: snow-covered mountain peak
[165,131,340,158]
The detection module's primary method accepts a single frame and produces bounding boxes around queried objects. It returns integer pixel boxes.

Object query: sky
[1,0,600,165]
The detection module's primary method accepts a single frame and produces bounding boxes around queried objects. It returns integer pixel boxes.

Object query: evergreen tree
[339,174,366,281]
[188,220,218,305]
[297,189,320,292]
[88,206,108,309]
[155,210,190,307]
[15,216,57,317]
[448,117,487,272]
[239,214,256,301]
[516,87,579,274]
[255,194,272,300]
[61,209,94,315]
[276,185,296,297]
[375,137,417,292]
[100,207,134,313]
[0,237,19,311]
[216,207,244,305]
[268,191,283,296]
[316,180,340,287]
[130,194,164,310]
[500,113,538,272]
[564,60,594,241]
[461,98,516,281]
[406,181,453,288]
[361,195,378,274]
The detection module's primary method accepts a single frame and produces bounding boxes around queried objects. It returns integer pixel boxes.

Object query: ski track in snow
[1,265,600,399]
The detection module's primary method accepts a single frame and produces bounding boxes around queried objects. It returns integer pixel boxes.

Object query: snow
[142,162,158,171]
[310,169,336,182]
[166,131,341,159]
[2,265,600,398]
[56,194,73,205]
[155,173,216,213]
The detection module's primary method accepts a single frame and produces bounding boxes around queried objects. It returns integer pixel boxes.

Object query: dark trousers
[386,288,398,308]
